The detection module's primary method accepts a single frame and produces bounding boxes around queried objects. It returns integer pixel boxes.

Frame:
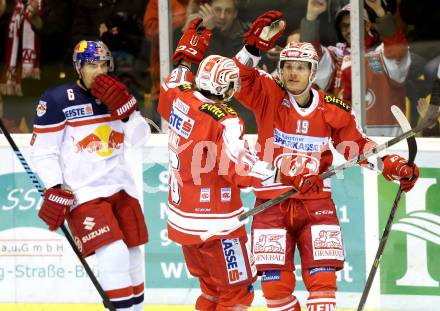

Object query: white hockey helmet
[278,42,319,84]
[195,55,239,102]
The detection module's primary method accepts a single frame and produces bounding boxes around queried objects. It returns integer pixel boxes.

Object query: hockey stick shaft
[0,119,116,311]
[201,108,440,241]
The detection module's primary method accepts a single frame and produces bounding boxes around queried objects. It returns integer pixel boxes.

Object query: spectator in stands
[182,0,249,58]
[301,0,411,136]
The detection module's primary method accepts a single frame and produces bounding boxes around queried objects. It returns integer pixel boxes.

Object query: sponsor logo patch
[199,103,227,121]
[82,225,110,243]
[311,225,344,261]
[309,266,336,276]
[36,101,47,117]
[63,104,94,119]
[253,229,286,265]
[323,95,351,112]
[83,217,95,231]
[273,128,327,152]
[169,105,194,139]
[261,270,281,282]
[174,98,190,114]
[221,238,248,284]
[221,187,231,202]
[200,188,210,202]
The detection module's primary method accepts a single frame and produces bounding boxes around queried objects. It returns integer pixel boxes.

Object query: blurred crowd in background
[0,0,439,136]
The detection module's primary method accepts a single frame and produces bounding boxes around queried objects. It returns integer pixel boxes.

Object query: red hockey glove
[91,74,137,120]
[172,18,212,65]
[38,187,74,231]
[382,154,419,192]
[244,10,286,52]
[277,156,323,194]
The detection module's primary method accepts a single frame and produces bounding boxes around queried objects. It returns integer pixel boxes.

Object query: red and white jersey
[315,25,411,134]
[233,55,375,201]
[158,66,273,245]
[30,83,150,205]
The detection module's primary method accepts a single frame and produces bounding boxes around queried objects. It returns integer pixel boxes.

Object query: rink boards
[0,134,439,311]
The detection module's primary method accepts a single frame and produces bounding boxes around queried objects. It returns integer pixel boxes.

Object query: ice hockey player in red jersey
[232,11,420,311]
[30,40,150,310]
[158,18,277,310]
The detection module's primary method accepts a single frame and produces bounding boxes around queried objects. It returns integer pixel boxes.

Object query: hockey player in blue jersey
[30,40,150,310]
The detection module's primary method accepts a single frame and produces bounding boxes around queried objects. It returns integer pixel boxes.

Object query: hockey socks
[96,240,145,310]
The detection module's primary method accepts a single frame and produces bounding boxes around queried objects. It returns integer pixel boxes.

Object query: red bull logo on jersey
[311,225,344,261]
[221,238,248,284]
[75,124,124,156]
[169,105,194,139]
[63,104,94,120]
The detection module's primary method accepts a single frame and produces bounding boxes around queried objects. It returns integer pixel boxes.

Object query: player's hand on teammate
[382,154,419,192]
[39,187,75,231]
[91,74,137,120]
[276,157,323,194]
[244,10,286,52]
[173,18,212,65]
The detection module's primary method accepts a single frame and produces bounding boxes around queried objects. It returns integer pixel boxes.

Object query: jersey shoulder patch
[199,103,228,121]
[178,83,193,92]
[323,94,351,112]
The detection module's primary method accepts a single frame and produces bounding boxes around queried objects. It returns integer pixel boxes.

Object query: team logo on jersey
[221,238,248,284]
[36,100,47,117]
[273,128,328,152]
[274,153,320,175]
[75,125,124,156]
[200,188,210,202]
[169,106,194,139]
[63,104,94,119]
[311,225,344,261]
[323,95,351,112]
[199,103,227,121]
[221,188,232,202]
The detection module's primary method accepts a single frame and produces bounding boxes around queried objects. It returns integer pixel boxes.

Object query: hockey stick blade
[0,119,116,311]
[357,106,417,311]
[200,107,438,242]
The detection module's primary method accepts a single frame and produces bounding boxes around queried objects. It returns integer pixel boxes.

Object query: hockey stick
[0,119,116,311]
[200,105,440,241]
[356,106,417,311]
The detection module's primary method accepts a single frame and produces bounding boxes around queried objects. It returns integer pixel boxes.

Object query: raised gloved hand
[244,10,286,52]
[172,18,212,65]
[38,187,75,231]
[91,74,137,120]
[382,154,419,192]
[277,156,323,194]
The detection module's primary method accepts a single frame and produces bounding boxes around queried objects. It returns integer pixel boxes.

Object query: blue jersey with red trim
[30,82,150,205]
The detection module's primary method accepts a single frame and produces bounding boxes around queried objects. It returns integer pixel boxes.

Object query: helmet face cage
[278,42,319,85]
[72,40,114,75]
[195,55,240,102]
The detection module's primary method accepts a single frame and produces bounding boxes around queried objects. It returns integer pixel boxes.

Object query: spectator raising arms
[301,0,411,136]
